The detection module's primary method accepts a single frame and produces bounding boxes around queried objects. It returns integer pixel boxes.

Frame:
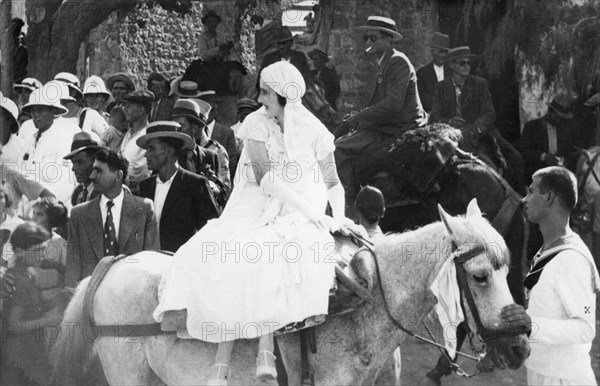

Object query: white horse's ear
[465,198,482,218]
[438,204,457,241]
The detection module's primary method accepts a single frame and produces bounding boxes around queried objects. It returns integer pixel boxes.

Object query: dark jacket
[179,143,230,208]
[430,75,496,131]
[70,184,101,207]
[516,116,575,181]
[210,121,239,180]
[139,168,220,252]
[416,62,451,113]
[354,48,426,136]
[312,67,341,109]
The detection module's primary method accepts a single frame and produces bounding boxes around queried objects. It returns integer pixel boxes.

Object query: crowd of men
[1,11,600,386]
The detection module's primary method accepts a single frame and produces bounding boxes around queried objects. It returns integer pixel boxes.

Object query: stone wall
[81,0,438,116]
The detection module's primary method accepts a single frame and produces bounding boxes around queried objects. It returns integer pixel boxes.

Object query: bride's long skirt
[153,184,337,342]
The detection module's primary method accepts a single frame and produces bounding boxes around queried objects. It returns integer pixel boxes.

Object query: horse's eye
[473,274,488,284]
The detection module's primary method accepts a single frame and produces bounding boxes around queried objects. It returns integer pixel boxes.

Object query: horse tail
[50,278,101,386]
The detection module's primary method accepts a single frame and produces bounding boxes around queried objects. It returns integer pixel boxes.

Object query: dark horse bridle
[368,236,528,372]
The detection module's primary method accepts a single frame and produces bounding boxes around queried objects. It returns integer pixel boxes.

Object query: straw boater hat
[170,99,206,127]
[547,93,573,120]
[22,82,69,115]
[444,46,479,63]
[357,16,403,41]
[202,10,222,25]
[63,132,107,160]
[237,98,260,111]
[174,80,204,98]
[136,121,194,150]
[197,90,221,104]
[308,49,331,62]
[1,96,20,134]
[82,75,111,98]
[106,72,135,93]
[13,77,42,93]
[54,72,84,101]
[429,32,450,51]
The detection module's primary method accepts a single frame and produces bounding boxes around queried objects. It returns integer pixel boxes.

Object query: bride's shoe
[256,350,277,382]
[207,363,230,386]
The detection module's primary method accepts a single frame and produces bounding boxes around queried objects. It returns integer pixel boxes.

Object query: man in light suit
[138,121,220,252]
[66,149,159,287]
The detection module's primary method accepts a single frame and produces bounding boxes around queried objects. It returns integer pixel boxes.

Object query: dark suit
[334,48,426,200]
[516,116,575,183]
[312,67,341,109]
[430,75,496,130]
[66,190,160,287]
[150,96,177,122]
[210,121,239,180]
[179,143,230,208]
[260,50,312,80]
[139,168,220,252]
[70,184,101,207]
[416,62,451,113]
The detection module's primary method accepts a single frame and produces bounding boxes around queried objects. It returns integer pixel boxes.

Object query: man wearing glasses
[335,16,426,215]
[430,46,524,194]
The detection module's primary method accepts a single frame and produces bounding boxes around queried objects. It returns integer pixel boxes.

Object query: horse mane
[376,213,509,278]
[354,124,462,198]
[50,278,106,386]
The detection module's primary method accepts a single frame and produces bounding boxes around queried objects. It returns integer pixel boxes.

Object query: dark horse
[183,59,337,127]
[354,123,526,384]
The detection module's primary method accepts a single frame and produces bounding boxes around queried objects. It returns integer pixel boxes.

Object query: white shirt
[433,64,445,82]
[525,234,598,380]
[120,127,149,185]
[205,120,215,139]
[0,134,26,163]
[546,123,558,155]
[99,189,125,238]
[18,119,37,140]
[79,108,109,138]
[23,119,79,205]
[153,169,178,226]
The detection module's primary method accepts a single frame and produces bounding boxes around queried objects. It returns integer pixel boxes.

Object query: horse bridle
[367,236,528,348]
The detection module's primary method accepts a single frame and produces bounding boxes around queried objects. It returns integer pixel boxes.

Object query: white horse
[50,200,530,385]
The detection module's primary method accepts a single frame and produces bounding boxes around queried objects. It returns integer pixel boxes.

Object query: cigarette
[365,46,372,53]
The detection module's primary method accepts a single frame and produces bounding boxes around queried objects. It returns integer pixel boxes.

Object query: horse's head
[438,199,530,369]
[576,146,600,204]
[302,81,337,127]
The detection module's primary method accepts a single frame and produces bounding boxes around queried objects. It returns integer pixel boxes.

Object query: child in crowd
[101,105,127,152]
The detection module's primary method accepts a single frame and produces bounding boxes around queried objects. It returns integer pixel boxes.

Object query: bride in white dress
[153,61,349,385]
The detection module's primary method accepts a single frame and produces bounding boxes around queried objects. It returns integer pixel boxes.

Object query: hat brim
[444,54,479,64]
[174,90,205,98]
[106,75,135,92]
[430,44,449,51]
[63,145,107,160]
[170,113,206,127]
[136,132,195,151]
[547,103,574,120]
[21,102,68,116]
[357,25,403,41]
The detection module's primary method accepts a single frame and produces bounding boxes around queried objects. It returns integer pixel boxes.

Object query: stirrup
[256,350,277,381]
[207,363,230,386]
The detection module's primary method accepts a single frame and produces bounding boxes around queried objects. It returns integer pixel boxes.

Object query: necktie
[104,201,118,256]
[79,186,88,204]
[455,84,463,117]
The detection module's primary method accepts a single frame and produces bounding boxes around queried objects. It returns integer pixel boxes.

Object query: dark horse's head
[302,79,337,127]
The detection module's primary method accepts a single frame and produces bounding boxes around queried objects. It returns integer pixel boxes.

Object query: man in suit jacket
[138,121,219,252]
[334,16,426,215]
[259,27,312,82]
[516,94,576,183]
[416,32,451,113]
[308,49,341,110]
[66,149,159,287]
[63,132,106,206]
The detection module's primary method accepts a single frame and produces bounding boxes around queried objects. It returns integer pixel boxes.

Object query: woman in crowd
[154,61,350,385]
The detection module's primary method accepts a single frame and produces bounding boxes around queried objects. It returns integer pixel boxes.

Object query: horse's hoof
[419,375,441,386]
